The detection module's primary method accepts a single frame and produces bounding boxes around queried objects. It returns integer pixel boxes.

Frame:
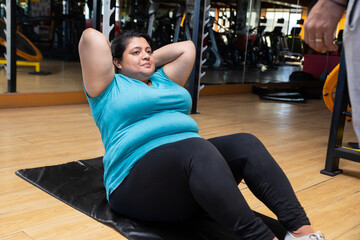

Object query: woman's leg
[109,137,275,240]
[207,133,311,232]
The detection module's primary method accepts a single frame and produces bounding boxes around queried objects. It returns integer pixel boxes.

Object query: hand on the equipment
[304,0,346,53]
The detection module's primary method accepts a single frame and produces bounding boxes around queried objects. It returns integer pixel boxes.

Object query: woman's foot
[284,225,326,239]
[284,231,326,240]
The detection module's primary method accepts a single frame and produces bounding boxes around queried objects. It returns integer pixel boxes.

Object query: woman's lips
[142,62,151,67]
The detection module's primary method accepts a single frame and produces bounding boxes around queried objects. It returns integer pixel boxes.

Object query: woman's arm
[78,28,115,98]
[152,40,196,86]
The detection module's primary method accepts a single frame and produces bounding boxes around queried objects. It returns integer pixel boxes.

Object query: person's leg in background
[207,133,312,236]
[344,0,360,144]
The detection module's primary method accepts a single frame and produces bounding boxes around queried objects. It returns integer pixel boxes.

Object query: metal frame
[321,49,360,176]
[4,0,17,92]
[93,0,102,31]
[147,0,160,37]
[103,0,116,41]
[188,0,210,114]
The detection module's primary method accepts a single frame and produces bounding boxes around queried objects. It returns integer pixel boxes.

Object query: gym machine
[321,49,360,176]
[187,0,210,113]
[147,0,160,37]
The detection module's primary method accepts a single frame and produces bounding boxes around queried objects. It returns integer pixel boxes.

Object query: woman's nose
[143,53,150,60]
[143,51,151,58]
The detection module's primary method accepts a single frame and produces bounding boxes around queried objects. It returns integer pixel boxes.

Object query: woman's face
[114,37,155,81]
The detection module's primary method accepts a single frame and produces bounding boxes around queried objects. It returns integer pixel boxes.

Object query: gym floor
[1,92,359,239]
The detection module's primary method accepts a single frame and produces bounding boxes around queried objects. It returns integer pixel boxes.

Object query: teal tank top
[86,68,201,200]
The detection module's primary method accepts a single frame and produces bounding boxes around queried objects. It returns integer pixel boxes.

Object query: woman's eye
[147,50,153,54]
[132,51,140,55]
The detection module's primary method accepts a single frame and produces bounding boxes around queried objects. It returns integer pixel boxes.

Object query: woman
[78,28,325,240]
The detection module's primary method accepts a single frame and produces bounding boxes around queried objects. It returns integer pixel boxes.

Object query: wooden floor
[0,60,84,94]
[1,94,359,240]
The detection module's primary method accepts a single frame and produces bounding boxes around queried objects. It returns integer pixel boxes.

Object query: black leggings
[109,133,310,240]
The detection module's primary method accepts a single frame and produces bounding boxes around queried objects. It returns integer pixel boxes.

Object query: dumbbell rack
[188,0,210,114]
[321,49,360,176]
[102,0,116,41]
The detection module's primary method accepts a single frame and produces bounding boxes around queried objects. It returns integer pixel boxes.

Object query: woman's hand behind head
[153,40,196,86]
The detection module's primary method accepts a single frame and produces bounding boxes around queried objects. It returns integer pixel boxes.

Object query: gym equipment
[151,11,174,49]
[246,25,276,70]
[285,27,303,63]
[321,49,360,176]
[241,26,259,69]
[0,18,50,74]
[252,86,306,103]
[2,0,16,92]
[147,0,160,37]
[203,16,224,68]
[252,70,321,103]
[0,18,42,62]
[257,27,276,69]
[212,12,241,69]
[17,17,85,61]
[103,0,116,41]
[148,1,187,49]
[347,142,359,149]
[270,24,303,65]
[173,3,186,43]
[323,64,341,114]
[93,0,102,30]
[183,12,192,41]
[270,25,290,64]
[188,0,209,114]
[16,156,287,240]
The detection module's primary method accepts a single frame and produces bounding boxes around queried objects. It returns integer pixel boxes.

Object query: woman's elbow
[79,28,108,53]
[79,29,94,51]
[185,40,195,51]
[183,40,196,59]
[80,28,105,46]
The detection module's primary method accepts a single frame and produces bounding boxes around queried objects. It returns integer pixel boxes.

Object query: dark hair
[111,30,153,61]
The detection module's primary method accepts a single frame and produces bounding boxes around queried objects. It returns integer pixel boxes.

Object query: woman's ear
[113,58,122,70]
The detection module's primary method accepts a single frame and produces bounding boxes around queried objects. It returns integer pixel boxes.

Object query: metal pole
[93,0,102,31]
[147,0,159,38]
[242,0,253,84]
[103,0,116,41]
[188,0,209,114]
[5,0,16,92]
[321,49,347,176]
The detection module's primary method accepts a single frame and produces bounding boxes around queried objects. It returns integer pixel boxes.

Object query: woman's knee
[231,133,261,143]
[210,133,264,152]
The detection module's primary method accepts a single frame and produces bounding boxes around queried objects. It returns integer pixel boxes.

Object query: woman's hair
[111,31,153,61]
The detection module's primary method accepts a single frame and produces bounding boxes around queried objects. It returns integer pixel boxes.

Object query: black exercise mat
[16,157,287,240]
